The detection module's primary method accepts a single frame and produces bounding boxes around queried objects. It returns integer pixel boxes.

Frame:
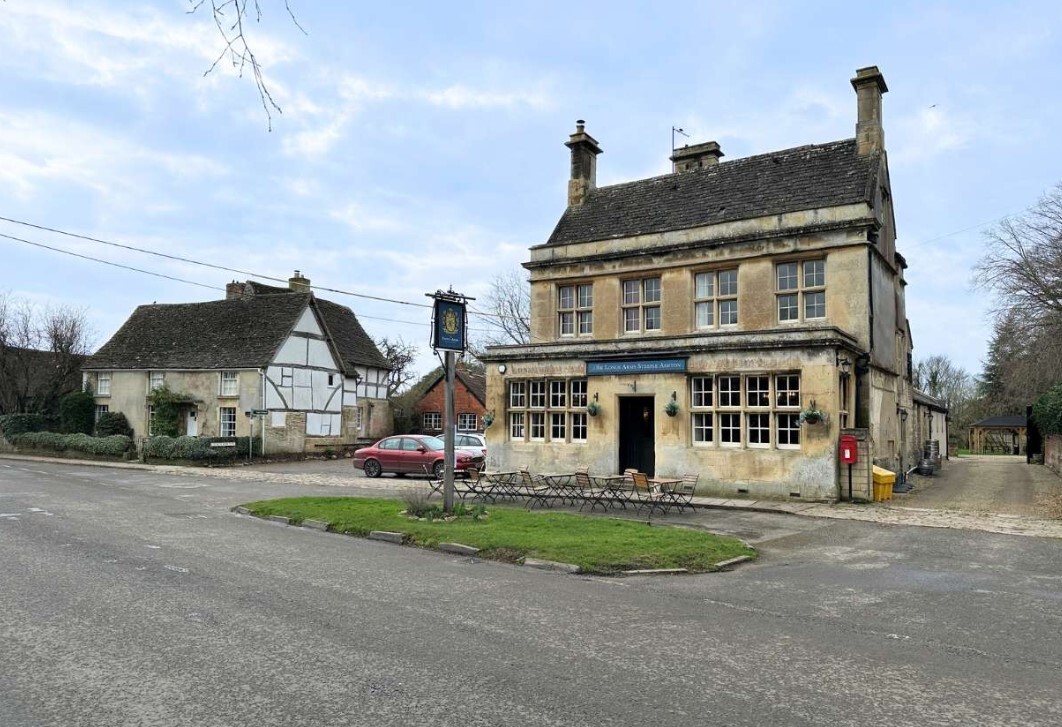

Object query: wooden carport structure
[969,415,1027,455]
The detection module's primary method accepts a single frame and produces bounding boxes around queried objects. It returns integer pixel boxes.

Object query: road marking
[145,545,162,549]
[164,565,189,573]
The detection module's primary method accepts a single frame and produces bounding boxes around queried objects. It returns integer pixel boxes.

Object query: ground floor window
[220,407,237,437]
[457,413,477,431]
[507,377,588,443]
[422,412,441,431]
[690,373,801,449]
[94,404,109,422]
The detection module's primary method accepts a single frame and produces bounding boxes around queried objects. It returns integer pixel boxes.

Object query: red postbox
[839,434,859,464]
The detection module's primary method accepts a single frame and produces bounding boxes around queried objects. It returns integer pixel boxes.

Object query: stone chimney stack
[670,141,724,172]
[225,281,244,300]
[564,120,602,206]
[288,270,311,293]
[851,66,888,156]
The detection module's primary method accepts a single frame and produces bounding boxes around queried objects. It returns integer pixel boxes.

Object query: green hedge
[11,432,133,457]
[0,413,46,441]
[96,411,132,437]
[1032,383,1062,436]
[143,436,261,461]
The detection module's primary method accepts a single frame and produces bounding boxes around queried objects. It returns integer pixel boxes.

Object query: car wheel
[433,460,445,479]
[364,459,382,478]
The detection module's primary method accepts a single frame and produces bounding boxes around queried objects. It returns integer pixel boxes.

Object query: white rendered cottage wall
[264,306,343,436]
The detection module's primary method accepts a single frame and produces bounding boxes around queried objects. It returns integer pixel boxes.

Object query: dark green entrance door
[618,396,655,476]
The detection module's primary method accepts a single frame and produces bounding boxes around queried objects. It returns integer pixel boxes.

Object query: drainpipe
[258,368,266,457]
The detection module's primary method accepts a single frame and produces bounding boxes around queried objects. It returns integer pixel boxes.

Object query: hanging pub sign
[432,297,467,353]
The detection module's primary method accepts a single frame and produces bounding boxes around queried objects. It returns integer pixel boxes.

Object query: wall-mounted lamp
[671,391,677,402]
[593,392,599,402]
[837,356,852,377]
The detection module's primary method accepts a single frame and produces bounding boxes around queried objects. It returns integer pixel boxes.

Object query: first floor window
[94,404,109,422]
[149,372,164,390]
[694,269,738,328]
[96,372,111,396]
[220,371,239,397]
[622,277,662,333]
[422,412,441,430]
[220,407,237,437]
[777,259,826,322]
[457,413,477,431]
[558,283,593,337]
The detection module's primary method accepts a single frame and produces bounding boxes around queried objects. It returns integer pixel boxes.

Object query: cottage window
[422,412,441,431]
[622,277,662,333]
[149,372,164,391]
[96,372,111,396]
[558,283,593,337]
[507,377,589,444]
[777,260,826,322]
[457,413,477,431]
[689,373,802,449]
[94,404,109,422]
[220,371,239,397]
[694,269,738,328]
[355,407,364,432]
[148,405,155,436]
[220,407,237,437]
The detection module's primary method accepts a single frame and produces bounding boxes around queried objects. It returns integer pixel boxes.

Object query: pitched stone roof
[545,139,878,246]
[86,284,390,373]
[85,294,310,370]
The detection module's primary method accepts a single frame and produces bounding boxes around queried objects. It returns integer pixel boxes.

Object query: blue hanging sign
[432,298,467,353]
[586,358,687,376]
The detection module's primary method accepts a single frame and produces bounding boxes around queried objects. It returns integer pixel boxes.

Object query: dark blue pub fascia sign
[432,299,466,353]
[585,358,687,376]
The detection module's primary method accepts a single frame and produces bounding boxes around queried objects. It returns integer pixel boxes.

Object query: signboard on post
[432,297,467,353]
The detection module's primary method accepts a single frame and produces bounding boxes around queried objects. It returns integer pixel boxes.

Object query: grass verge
[241,496,755,574]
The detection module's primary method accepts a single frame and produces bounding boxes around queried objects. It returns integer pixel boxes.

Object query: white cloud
[890,106,975,164]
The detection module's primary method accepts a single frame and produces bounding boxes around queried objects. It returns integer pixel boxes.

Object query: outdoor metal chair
[662,473,698,513]
[422,463,444,498]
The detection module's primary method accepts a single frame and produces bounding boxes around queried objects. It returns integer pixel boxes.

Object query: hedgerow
[0,413,45,441]
[11,432,132,457]
[1032,383,1062,436]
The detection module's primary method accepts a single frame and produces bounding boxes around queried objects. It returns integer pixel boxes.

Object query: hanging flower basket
[799,401,829,426]
[587,401,601,417]
[482,412,494,429]
[664,400,680,417]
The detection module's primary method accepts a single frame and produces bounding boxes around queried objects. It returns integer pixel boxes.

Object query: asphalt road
[2,460,1061,726]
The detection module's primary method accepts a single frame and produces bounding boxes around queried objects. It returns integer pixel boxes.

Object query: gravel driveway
[900,454,1061,517]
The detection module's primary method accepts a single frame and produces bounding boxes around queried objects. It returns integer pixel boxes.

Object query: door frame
[618,395,655,477]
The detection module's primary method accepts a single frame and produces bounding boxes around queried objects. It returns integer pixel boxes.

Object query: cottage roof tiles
[545,139,878,246]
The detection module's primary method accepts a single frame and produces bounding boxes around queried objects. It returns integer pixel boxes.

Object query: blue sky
[2,1,1061,381]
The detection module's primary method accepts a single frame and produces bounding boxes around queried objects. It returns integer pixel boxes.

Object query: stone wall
[1046,434,1062,475]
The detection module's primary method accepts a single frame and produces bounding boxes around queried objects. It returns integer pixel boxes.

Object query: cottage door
[618,396,655,477]
[185,409,198,437]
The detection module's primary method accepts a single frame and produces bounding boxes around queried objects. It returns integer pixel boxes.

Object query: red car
[353,434,485,479]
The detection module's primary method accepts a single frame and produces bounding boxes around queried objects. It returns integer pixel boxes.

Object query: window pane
[529,412,545,439]
[804,260,825,288]
[571,379,588,408]
[719,300,737,325]
[571,413,588,441]
[778,294,799,321]
[693,412,714,443]
[804,291,826,319]
[695,272,714,299]
[691,377,713,408]
[624,308,640,332]
[777,413,801,447]
[776,375,800,407]
[578,310,593,334]
[509,412,525,439]
[220,407,237,437]
[746,376,770,407]
[719,270,738,296]
[719,376,741,407]
[559,311,574,335]
[550,380,567,408]
[643,278,661,303]
[509,382,526,407]
[529,381,546,407]
[748,413,770,446]
[720,413,741,444]
[777,263,798,290]
[577,284,593,308]
[550,412,566,440]
[558,286,574,310]
[695,301,713,328]
[644,306,661,330]
[623,280,640,304]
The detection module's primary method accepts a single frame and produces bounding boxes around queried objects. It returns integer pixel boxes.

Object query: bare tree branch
[473,269,531,348]
[374,336,419,398]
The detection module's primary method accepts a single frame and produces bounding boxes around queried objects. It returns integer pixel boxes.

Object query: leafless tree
[0,293,94,414]
[975,182,1062,318]
[374,336,419,398]
[188,0,306,129]
[473,269,531,348]
[915,354,979,439]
